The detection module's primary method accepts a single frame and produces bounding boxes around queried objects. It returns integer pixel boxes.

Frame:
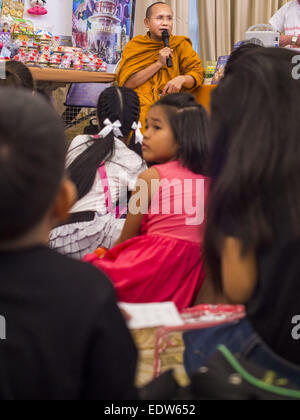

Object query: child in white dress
[50,87,147,259]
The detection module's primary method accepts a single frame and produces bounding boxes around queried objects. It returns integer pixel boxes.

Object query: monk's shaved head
[145,2,172,19]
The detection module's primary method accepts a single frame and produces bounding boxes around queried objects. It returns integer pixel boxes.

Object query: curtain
[198,0,289,63]
[134,0,190,37]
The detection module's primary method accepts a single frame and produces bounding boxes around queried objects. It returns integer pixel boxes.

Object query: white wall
[23,0,73,36]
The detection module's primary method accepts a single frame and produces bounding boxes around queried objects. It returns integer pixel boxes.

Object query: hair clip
[98,119,123,138]
[132,121,143,145]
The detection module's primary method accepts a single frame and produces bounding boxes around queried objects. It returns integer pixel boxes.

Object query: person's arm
[124,47,173,90]
[114,167,160,246]
[162,75,196,95]
[221,237,257,304]
[162,40,204,95]
[279,35,300,48]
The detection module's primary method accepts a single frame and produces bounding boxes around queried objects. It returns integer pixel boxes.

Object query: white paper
[0,47,11,58]
[118,302,184,330]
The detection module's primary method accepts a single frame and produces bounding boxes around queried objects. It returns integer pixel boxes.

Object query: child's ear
[52,178,77,224]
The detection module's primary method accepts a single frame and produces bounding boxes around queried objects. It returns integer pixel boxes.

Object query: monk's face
[143,105,178,163]
[144,4,174,41]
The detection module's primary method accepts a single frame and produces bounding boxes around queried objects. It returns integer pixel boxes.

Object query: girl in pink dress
[84,93,209,310]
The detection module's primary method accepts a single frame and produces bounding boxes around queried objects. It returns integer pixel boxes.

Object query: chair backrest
[64,64,117,107]
[64,83,111,108]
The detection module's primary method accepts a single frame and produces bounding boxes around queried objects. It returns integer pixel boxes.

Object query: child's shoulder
[154,161,207,180]
[67,135,93,167]
[113,139,144,167]
[46,247,114,299]
[69,135,91,152]
[152,160,182,177]
[138,166,161,183]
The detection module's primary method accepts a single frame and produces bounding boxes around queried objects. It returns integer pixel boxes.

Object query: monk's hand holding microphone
[160,29,190,96]
[157,47,173,67]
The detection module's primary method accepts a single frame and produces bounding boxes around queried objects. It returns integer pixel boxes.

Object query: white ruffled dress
[49,135,147,260]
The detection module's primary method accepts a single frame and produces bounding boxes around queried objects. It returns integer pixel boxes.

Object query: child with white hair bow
[50,86,147,260]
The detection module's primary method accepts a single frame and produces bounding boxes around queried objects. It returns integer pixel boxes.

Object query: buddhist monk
[116,1,205,130]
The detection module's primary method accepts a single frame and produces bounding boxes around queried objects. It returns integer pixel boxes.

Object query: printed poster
[72,0,136,65]
[211,55,230,85]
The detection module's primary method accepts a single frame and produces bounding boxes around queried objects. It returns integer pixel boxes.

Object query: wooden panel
[29,67,116,84]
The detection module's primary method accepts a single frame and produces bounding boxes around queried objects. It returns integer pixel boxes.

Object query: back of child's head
[204,47,300,291]
[0,60,34,91]
[97,86,140,140]
[224,42,264,76]
[153,93,209,174]
[0,63,22,88]
[69,86,141,201]
[210,47,300,188]
[0,88,66,243]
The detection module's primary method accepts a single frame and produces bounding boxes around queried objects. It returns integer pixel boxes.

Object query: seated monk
[116,1,205,130]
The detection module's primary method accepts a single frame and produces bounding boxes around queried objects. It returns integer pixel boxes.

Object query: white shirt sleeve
[269,3,288,33]
[117,159,147,192]
[66,135,91,168]
[127,161,148,191]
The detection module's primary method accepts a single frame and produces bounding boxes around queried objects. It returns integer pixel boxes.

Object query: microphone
[162,30,173,68]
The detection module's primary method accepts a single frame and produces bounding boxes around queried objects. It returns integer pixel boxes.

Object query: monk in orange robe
[116,2,205,130]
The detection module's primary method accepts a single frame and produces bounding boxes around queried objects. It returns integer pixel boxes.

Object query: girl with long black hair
[184,47,300,385]
[50,86,147,259]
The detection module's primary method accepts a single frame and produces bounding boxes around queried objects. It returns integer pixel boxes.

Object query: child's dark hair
[224,43,264,76]
[0,60,35,90]
[0,65,22,88]
[153,93,208,174]
[0,88,66,242]
[204,47,300,292]
[68,86,141,200]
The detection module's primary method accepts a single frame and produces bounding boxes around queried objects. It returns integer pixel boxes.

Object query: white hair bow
[132,121,143,145]
[99,119,123,138]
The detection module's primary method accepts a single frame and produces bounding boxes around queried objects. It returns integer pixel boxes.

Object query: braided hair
[68,86,141,200]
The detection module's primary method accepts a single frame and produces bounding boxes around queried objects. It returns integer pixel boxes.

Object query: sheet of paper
[118,302,184,330]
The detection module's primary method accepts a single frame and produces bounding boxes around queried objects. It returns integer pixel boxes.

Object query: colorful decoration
[0,16,11,32]
[27,0,47,16]
[1,0,25,19]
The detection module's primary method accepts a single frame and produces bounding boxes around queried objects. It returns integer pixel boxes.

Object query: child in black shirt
[0,89,137,400]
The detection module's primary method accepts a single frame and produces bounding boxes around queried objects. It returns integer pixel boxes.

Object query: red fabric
[84,234,205,311]
[28,6,47,15]
[147,161,209,244]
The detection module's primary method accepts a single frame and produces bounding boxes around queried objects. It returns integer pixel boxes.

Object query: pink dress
[84,161,209,311]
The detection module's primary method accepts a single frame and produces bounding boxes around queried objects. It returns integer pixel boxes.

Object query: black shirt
[0,246,137,400]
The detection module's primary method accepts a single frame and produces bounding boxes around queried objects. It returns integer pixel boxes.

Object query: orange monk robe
[116,32,205,131]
